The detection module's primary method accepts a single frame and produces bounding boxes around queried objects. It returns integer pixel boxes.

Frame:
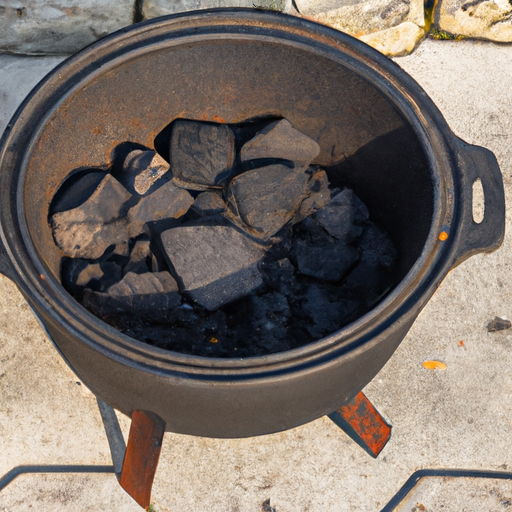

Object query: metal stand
[97,391,389,510]
[97,399,166,510]
[119,410,166,509]
[328,391,391,458]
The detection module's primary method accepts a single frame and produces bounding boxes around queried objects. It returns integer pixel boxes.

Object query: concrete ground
[1,38,512,511]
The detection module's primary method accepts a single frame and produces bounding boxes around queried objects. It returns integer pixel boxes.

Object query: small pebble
[487,317,511,332]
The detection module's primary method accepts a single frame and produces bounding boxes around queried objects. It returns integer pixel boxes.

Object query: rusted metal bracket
[97,391,387,511]
[328,391,391,458]
[97,399,165,510]
[119,410,166,510]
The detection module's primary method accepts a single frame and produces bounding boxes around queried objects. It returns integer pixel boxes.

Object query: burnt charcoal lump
[226,164,310,238]
[61,259,122,295]
[119,149,170,196]
[170,120,235,188]
[52,117,400,359]
[260,258,297,295]
[54,220,130,261]
[291,214,361,282]
[191,191,227,217]
[83,271,181,320]
[358,223,397,268]
[229,292,292,354]
[127,180,194,236]
[292,238,359,282]
[52,174,132,259]
[343,223,398,310]
[314,188,369,241]
[76,262,102,286]
[161,224,265,311]
[50,170,107,215]
[294,215,330,244]
[297,283,360,339]
[112,242,130,258]
[240,119,320,171]
[123,239,152,275]
[296,168,331,221]
[53,174,131,225]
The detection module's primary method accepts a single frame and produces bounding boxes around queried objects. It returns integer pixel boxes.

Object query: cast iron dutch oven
[0,9,505,438]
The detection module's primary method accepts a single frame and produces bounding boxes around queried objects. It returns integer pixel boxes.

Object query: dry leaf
[422,360,447,370]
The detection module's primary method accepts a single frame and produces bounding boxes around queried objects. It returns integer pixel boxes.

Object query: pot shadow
[326,125,433,280]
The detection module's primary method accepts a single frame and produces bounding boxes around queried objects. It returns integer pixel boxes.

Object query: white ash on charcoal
[116,149,170,196]
[50,116,399,358]
[51,174,133,260]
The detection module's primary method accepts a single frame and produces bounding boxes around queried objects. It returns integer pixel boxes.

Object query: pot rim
[1,9,460,374]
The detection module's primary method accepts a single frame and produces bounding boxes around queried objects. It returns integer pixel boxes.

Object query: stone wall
[0,0,134,55]
[0,0,510,58]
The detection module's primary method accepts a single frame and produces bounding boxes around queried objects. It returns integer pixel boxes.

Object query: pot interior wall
[23,38,433,305]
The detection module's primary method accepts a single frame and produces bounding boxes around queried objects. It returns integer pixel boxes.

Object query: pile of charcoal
[50,118,398,358]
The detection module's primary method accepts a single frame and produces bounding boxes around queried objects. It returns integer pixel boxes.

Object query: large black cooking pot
[0,9,505,438]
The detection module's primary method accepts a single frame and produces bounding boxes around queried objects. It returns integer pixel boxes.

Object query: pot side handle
[451,138,505,267]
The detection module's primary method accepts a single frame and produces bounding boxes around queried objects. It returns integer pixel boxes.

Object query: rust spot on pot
[129,117,144,130]
[37,131,48,152]
[145,130,159,149]
[105,139,123,165]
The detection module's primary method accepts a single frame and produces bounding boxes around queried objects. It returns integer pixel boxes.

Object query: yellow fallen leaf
[422,360,447,370]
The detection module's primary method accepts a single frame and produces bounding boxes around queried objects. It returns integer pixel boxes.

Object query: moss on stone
[429,26,466,40]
